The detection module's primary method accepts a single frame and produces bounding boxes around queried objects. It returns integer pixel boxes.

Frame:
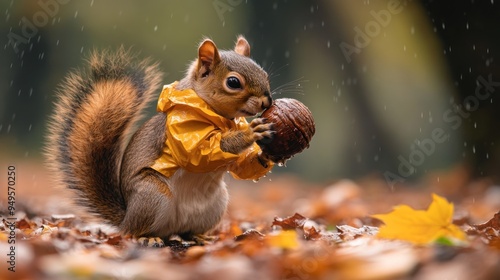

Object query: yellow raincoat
[151,82,273,180]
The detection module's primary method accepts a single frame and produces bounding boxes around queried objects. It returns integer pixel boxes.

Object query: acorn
[258,98,315,164]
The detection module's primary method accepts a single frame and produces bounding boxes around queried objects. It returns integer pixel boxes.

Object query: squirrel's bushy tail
[46,48,162,226]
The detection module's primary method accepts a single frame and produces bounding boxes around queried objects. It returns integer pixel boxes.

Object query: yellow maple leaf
[372,193,466,245]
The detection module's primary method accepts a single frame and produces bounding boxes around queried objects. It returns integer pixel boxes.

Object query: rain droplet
[486,58,492,67]
[154,25,158,32]
[327,40,330,48]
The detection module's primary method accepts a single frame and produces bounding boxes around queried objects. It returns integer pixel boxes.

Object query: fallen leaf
[266,230,299,249]
[17,218,35,230]
[303,221,323,240]
[337,225,379,241]
[234,229,265,242]
[272,213,307,230]
[372,193,466,245]
[467,211,500,250]
[106,234,123,246]
[469,211,500,231]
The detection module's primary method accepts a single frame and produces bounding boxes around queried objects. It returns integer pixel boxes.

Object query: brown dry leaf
[234,229,265,242]
[337,225,379,241]
[17,218,34,230]
[105,234,123,246]
[49,214,76,228]
[303,222,323,240]
[272,213,307,230]
[469,211,500,231]
[467,211,500,249]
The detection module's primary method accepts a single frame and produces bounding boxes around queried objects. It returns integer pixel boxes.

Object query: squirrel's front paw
[251,118,275,144]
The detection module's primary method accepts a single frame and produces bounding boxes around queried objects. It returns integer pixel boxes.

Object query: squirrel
[46,36,275,243]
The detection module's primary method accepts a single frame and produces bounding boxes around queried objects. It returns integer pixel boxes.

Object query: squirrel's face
[189,36,272,119]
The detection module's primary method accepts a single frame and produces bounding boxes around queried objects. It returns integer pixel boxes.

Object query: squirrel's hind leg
[120,168,175,238]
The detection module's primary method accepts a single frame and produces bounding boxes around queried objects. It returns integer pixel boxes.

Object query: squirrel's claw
[250,117,275,142]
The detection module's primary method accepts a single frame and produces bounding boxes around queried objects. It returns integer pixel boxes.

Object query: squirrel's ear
[198,39,220,77]
[234,35,251,57]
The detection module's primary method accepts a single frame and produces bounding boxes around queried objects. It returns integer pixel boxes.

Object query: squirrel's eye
[226,76,242,89]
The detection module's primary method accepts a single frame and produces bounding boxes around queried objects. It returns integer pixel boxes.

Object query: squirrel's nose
[261,91,272,109]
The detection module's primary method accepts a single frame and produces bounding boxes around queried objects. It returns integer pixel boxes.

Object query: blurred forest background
[1,0,500,187]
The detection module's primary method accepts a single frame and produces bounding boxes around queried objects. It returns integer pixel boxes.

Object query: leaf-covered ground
[1,170,500,280]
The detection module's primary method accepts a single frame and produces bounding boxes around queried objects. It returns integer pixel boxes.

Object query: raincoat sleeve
[166,105,240,173]
[228,143,274,180]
